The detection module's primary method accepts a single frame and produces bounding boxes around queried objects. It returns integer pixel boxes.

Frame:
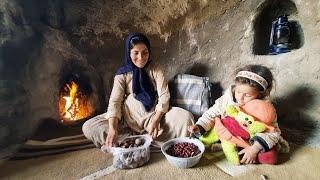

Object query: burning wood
[58,81,94,123]
[63,81,79,120]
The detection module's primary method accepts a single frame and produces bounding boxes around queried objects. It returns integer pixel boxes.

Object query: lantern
[269,15,292,55]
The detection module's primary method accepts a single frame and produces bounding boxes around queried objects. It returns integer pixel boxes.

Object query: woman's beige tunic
[82,64,194,147]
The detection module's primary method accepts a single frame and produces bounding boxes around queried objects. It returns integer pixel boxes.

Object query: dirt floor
[0,144,319,180]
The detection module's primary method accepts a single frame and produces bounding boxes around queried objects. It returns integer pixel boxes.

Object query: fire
[63,81,79,120]
[59,81,94,123]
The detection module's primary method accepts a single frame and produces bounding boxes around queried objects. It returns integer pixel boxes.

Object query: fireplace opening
[58,72,94,125]
[12,61,106,158]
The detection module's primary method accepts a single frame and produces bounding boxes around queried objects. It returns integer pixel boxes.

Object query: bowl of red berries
[161,137,205,168]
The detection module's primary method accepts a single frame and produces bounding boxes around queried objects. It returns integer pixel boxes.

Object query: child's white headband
[235,71,268,91]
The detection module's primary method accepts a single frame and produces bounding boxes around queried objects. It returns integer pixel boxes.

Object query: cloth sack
[169,74,213,119]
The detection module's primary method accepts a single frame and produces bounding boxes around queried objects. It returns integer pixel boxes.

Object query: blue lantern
[269,15,292,55]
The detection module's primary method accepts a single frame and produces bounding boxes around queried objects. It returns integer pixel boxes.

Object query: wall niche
[253,0,304,55]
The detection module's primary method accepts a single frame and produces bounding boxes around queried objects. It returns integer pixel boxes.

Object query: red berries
[166,142,200,158]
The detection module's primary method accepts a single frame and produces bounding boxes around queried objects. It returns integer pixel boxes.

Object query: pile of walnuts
[117,137,145,148]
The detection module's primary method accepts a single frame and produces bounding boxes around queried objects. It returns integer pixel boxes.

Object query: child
[188,64,289,164]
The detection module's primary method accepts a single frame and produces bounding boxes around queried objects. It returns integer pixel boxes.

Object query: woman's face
[234,83,259,105]
[130,43,149,68]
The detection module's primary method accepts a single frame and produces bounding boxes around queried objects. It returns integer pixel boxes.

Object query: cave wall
[1,0,320,163]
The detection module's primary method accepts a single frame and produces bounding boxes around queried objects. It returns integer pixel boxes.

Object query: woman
[82,33,194,148]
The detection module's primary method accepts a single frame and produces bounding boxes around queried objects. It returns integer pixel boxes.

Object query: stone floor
[0,144,319,180]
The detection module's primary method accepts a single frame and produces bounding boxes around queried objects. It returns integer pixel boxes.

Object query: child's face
[234,83,259,105]
[130,43,149,68]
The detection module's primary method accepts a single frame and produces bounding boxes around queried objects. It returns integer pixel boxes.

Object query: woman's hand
[105,118,119,147]
[149,119,160,139]
[148,111,164,139]
[106,127,118,147]
[238,141,262,164]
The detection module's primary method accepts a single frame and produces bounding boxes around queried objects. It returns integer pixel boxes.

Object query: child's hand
[238,142,262,164]
[188,125,200,134]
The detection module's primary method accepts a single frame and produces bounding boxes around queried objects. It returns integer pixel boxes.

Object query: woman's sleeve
[250,119,281,152]
[104,74,126,120]
[153,65,170,113]
[196,93,229,131]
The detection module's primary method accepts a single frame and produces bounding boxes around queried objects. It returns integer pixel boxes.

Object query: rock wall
[1,0,320,163]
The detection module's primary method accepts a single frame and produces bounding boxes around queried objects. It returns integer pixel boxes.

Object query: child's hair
[234,64,274,99]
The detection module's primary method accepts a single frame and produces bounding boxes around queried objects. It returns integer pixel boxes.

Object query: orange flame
[59,81,94,123]
[63,81,79,120]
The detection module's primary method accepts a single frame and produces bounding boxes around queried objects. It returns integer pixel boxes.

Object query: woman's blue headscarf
[116,33,156,111]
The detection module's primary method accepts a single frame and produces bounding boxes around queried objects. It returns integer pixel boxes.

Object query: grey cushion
[169,74,213,118]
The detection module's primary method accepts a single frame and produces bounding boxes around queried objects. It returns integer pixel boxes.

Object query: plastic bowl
[161,137,205,168]
[109,134,152,169]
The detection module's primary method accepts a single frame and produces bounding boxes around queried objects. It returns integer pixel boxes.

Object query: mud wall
[1,0,319,163]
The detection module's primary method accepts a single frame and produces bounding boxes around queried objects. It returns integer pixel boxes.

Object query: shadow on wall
[0,29,43,163]
[1,35,43,80]
[185,63,210,77]
[273,86,318,147]
[288,21,304,50]
[253,0,304,55]
[184,63,223,103]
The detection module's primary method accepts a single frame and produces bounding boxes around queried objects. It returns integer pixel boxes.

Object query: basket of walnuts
[105,134,152,169]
